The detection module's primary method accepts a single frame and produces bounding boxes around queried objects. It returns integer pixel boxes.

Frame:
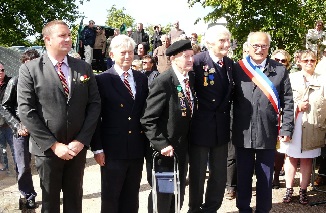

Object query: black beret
[166,39,192,56]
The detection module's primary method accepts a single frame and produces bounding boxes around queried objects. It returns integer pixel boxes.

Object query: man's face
[44,24,72,55]
[142,58,153,71]
[89,21,95,27]
[173,49,194,73]
[210,32,231,58]
[316,22,323,31]
[110,46,134,70]
[248,32,270,64]
[0,63,5,82]
[137,23,143,31]
[174,21,179,29]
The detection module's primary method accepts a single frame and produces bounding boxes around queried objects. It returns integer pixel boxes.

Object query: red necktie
[217,60,224,67]
[57,62,69,97]
[123,71,134,99]
[184,78,193,115]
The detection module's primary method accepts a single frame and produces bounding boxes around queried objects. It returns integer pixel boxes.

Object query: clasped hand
[51,140,84,160]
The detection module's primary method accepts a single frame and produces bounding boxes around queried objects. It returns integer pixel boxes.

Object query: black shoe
[26,197,37,209]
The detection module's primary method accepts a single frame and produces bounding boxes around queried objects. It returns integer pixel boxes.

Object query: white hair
[247,32,272,45]
[110,35,136,52]
[204,25,231,45]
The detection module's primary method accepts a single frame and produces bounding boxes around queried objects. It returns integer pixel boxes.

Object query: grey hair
[110,35,136,53]
[204,25,231,45]
[247,32,272,45]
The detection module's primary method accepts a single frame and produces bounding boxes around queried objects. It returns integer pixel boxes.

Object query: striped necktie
[57,62,69,97]
[123,71,134,99]
[184,78,193,116]
[217,60,224,67]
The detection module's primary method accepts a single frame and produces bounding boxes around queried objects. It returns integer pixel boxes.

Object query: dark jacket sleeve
[141,78,170,151]
[1,76,20,135]
[279,69,294,137]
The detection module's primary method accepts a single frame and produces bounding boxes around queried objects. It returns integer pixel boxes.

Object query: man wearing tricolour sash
[232,32,294,213]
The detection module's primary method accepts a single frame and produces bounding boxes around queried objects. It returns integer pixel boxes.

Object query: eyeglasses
[142,61,150,64]
[96,28,101,30]
[301,59,316,63]
[274,58,287,63]
[0,69,4,73]
[250,44,269,50]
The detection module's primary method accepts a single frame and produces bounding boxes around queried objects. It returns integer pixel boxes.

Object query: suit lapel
[68,56,76,99]
[133,70,143,102]
[109,68,134,103]
[43,54,66,96]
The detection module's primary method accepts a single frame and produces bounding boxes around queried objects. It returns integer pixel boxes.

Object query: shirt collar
[249,57,267,68]
[208,50,223,64]
[48,55,68,67]
[172,64,189,83]
[114,64,133,77]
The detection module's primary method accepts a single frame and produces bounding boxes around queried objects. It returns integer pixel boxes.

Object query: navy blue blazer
[91,67,149,159]
[190,51,234,147]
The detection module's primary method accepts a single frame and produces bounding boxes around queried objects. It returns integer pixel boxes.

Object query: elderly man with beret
[141,39,195,213]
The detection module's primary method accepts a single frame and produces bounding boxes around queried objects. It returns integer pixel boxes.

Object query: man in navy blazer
[188,25,234,213]
[91,35,149,213]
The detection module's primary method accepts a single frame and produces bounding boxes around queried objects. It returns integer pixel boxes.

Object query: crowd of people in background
[0,18,326,213]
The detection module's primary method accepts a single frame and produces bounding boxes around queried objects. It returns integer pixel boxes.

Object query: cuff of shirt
[93,149,104,155]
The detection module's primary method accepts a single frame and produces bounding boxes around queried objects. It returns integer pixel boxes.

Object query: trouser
[236,147,275,213]
[226,141,237,191]
[13,135,36,200]
[188,143,228,213]
[93,49,105,71]
[101,158,144,213]
[84,45,93,64]
[0,126,15,170]
[36,148,87,213]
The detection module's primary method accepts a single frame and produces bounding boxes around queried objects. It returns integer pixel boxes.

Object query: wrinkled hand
[278,135,291,143]
[161,145,174,157]
[68,140,84,155]
[94,152,105,166]
[299,100,309,112]
[17,123,29,136]
[51,142,77,160]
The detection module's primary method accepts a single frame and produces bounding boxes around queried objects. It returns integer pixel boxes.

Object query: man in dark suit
[233,32,294,213]
[141,39,194,213]
[17,20,101,213]
[188,25,234,213]
[91,34,149,213]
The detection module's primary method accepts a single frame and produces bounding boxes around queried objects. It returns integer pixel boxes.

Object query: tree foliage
[105,5,134,31]
[188,0,326,60]
[0,0,88,46]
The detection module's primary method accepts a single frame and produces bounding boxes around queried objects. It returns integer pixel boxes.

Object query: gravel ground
[1,150,326,213]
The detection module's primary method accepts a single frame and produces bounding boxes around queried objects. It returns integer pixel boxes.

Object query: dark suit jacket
[91,67,149,160]
[232,58,294,149]
[190,51,234,147]
[140,68,194,155]
[17,54,101,156]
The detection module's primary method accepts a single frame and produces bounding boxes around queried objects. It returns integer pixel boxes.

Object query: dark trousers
[188,143,228,213]
[236,147,275,213]
[147,152,188,213]
[226,142,237,191]
[35,148,87,213]
[13,135,36,200]
[93,49,105,71]
[101,158,144,213]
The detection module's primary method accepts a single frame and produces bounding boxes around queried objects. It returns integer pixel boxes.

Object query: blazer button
[128,131,132,134]
[120,104,124,107]
[140,131,143,133]
[212,99,215,102]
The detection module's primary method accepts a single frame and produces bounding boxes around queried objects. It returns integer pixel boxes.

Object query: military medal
[204,77,208,86]
[209,68,215,74]
[204,72,208,76]
[208,74,215,85]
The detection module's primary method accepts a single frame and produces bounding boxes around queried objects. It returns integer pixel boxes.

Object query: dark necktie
[57,62,69,97]
[217,60,224,67]
[123,71,134,99]
[184,78,193,115]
